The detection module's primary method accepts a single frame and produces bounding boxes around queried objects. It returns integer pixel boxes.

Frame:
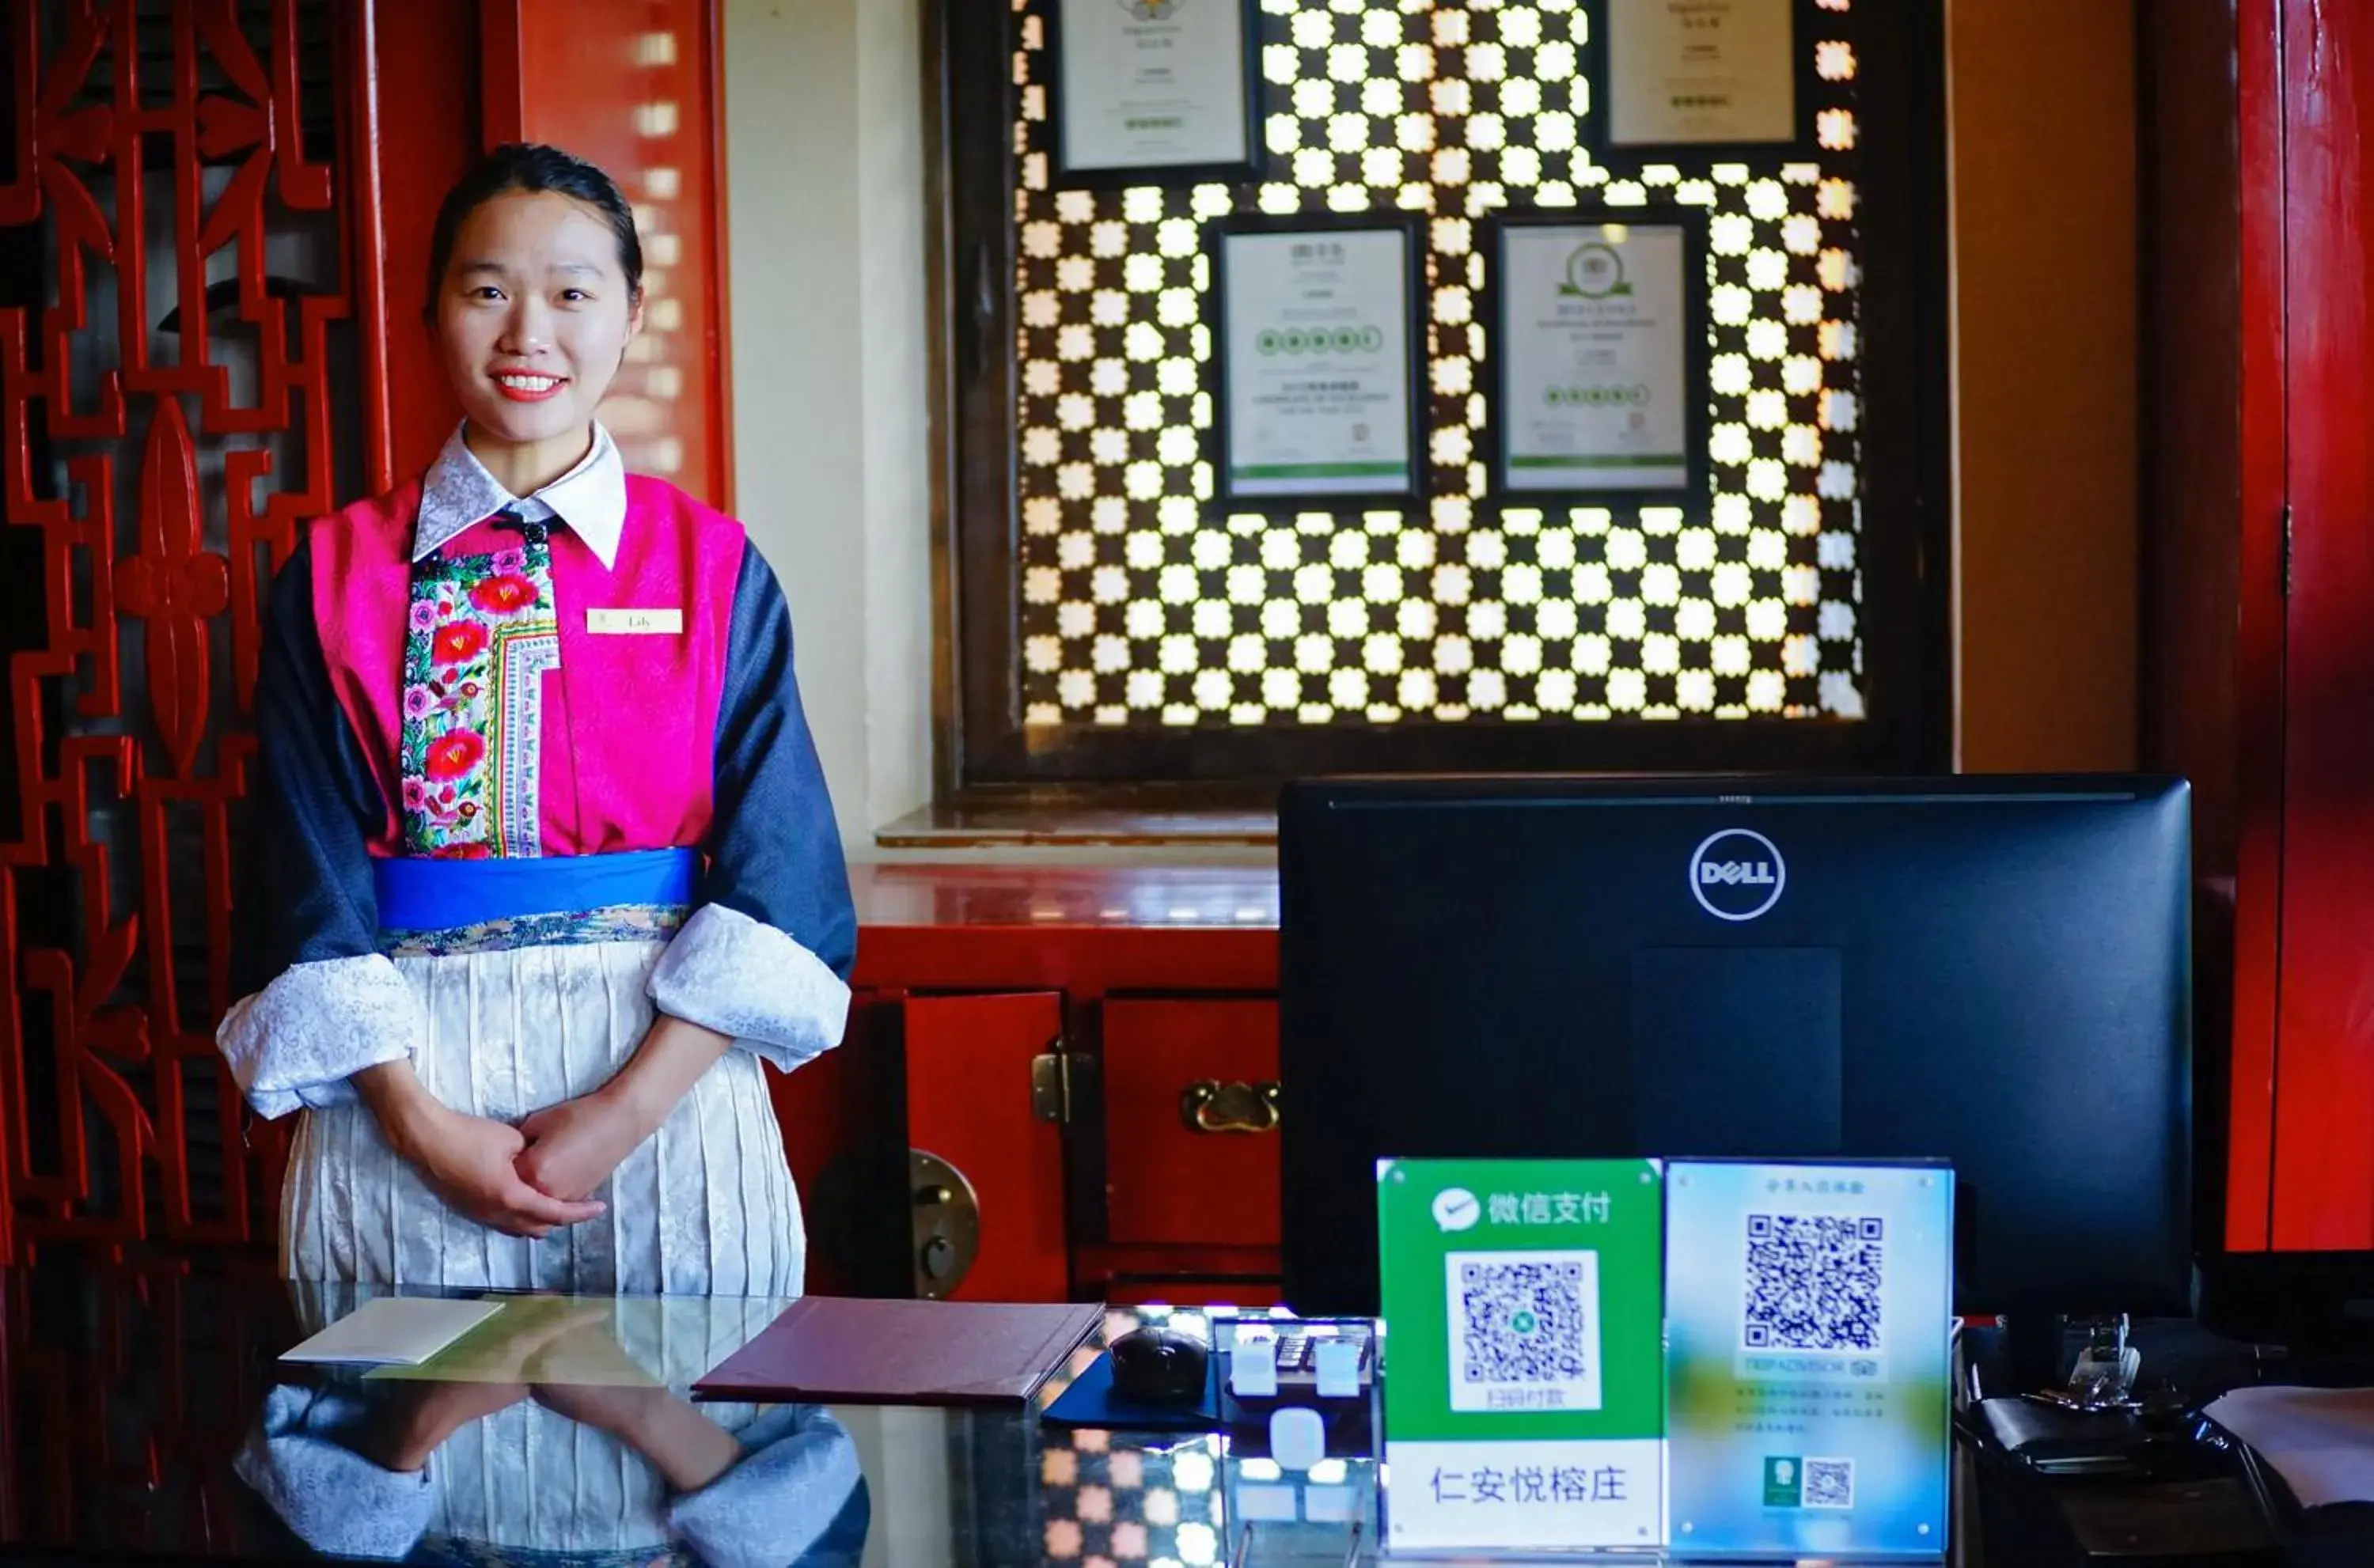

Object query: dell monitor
[1278,775,2192,1329]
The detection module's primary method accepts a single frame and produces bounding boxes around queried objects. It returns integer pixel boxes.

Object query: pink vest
[309,475,747,858]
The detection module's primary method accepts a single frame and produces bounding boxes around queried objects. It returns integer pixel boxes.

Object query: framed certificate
[1481,210,1709,509]
[1049,0,1264,187]
[1210,216,1428,509]
[1586,0,1818,161]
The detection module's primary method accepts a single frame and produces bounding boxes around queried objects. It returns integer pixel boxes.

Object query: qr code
[1803,1456,1856,1509]
[1742,1214,1884,1353]
[1445,1249,1603,1413]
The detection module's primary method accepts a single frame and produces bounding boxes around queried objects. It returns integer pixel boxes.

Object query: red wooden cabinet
[764,990,897,1297]
[1102,998,1281,1250]
[903,992,1071,1301]
[827,864,1285,1302]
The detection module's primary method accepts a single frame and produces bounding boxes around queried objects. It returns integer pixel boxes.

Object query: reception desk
[0,1259,2340,1566]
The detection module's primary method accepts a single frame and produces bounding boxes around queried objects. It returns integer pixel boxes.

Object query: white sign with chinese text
[1606,0,1796,148]
[1386,1438,1664,1551]
[1219,227,1416,499]
[1057,0,1251,175]
[1499,222,1693,494]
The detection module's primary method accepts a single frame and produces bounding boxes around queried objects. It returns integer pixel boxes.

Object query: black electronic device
[2197,1249,2374,1362]
[1279,773,2194,1351]
[1108,1325,1211,1407]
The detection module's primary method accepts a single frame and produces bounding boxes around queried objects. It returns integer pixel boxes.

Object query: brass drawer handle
[1180,1079,1280,1134]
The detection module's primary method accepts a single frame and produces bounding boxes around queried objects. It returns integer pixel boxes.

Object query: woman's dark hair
[424,142,643,313]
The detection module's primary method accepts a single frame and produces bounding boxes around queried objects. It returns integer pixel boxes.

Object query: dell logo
[1689,829,1786,922]
[1699,861,1777,888]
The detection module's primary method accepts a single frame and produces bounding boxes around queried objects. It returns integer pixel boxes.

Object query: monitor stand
[2004,1312,2141,1408]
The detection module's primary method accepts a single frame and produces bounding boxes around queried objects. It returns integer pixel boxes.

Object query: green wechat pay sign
[1379,1158,1665,1551]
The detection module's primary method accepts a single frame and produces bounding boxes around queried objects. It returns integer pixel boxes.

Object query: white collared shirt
[411,422,628,570]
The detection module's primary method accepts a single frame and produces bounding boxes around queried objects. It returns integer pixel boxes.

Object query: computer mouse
[1109,1325,1208,1405]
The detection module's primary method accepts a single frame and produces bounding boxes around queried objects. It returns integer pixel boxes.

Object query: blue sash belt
[374,847,697,933]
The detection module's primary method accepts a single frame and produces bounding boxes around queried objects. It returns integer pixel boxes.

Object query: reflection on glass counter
[0,1267,2080,1565]
[240,1286,867,1566]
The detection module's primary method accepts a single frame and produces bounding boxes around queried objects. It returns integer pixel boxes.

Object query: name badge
[586,608,683,635]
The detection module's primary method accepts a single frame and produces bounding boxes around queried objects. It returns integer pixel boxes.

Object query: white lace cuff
[647,903,851,1073]
[217,954,419,1120]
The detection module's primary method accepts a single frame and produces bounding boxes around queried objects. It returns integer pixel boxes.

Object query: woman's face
[434,189,641,449]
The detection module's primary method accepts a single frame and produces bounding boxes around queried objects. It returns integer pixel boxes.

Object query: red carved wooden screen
[0,1266,280,1553]
[0,0,398,1254]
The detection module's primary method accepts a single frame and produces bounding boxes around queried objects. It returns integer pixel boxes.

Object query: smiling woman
[218,144,856,1296]
[426,148,647,495]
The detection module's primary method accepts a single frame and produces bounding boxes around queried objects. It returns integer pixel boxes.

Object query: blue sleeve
[646,541,855,1070]
[703,541,856,977]
[217,538,418,1117]
[236,537,389,987]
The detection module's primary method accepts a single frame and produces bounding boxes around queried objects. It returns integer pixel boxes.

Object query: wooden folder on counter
[692,1297,1105,1407]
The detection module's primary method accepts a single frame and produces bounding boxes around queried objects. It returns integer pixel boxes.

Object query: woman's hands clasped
[355,1014,733,1237]
[515,1082,658,1204]
[396,1093,609,1238]
[512,1013,736,1214]
[355,1061,609,1238]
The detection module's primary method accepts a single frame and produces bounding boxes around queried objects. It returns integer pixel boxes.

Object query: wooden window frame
[927,0,1954,793]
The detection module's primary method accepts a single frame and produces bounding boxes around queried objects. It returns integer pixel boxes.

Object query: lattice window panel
[1011,0,1865,727]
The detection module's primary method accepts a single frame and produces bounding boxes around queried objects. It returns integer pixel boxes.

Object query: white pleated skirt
[280,939,805,1295]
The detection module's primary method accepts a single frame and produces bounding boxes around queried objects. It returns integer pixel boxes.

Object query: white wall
[725,0,934,859]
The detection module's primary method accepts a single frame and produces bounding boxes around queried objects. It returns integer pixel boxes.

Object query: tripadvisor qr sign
[1376,1158,1664,1551]
[1666,1160,1954,1561]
